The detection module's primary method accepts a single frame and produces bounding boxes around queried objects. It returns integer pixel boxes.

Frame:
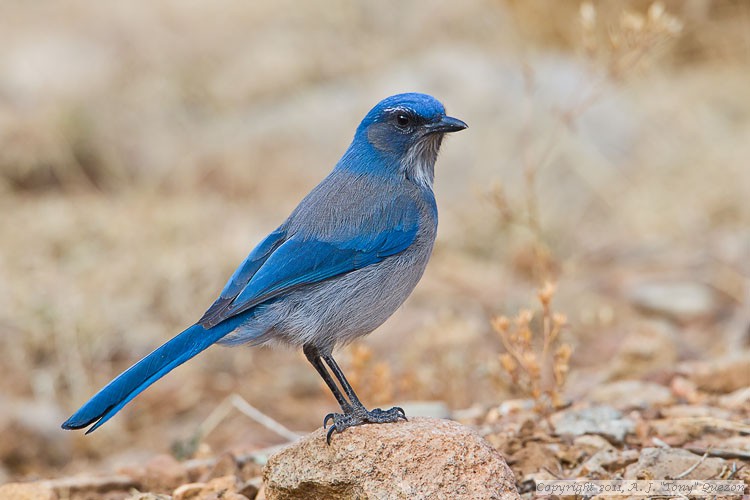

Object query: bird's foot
[323,406,407,444]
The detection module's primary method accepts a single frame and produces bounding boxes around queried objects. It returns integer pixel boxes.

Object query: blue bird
[62,93,467,443]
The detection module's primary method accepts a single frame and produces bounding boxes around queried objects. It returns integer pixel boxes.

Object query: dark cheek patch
[367,123,399,153]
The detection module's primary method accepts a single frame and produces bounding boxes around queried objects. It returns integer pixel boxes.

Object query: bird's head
[342,93,467,189]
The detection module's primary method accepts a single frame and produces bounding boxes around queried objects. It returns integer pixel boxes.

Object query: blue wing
[199,195,420,328]
[198,227,287,326]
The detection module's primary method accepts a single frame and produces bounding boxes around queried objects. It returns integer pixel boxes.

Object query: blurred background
[1,0,748,481]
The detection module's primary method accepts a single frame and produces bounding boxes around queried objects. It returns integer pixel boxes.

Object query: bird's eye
[395,114,411,128]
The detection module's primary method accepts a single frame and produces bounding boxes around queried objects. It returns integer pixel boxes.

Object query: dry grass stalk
[489,4,684,276]
[493,282,570,412]
[488,3,680,407]
[580,1,683,80]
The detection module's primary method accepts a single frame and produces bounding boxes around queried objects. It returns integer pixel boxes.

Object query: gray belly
[221,239,433,353]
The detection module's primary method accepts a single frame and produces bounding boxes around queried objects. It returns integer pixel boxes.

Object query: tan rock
[682,353,750,393]
[173,482,209,500]
[589,380,673,409]
[239,478,262,500]
[579,448,640,476]
[263,417,518,500]
[509,441,561,481]
[139,453,190,493]
[624,447,725,480]
[628,281,719,322]
[173,475,249,500]
[550,405,635,442]
[199,453,241,482]
[606,320,678,380]
[557,435,616,473]
[43,474,137,498]
[0,399,73,480]
[660,404,732,420]
[0,483,56,500]
[718,386,750,410]
[573,434,616,455]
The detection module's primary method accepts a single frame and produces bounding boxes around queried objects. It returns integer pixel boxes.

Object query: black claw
[321,406,407,444]
[326,425,337,445]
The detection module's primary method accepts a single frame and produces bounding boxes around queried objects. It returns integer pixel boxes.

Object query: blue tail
[62,319,242,433]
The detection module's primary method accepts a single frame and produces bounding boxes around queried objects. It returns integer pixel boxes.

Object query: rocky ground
[3,354,748,498]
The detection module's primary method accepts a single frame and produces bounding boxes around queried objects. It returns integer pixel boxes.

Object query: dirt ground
[0,1,748,497]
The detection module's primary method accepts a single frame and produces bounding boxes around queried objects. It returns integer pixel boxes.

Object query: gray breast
[271,225,435,352]
[219,172,438,353]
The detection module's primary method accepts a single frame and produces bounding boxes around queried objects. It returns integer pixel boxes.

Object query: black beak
[427,115,468,134]
[427,116,468,134]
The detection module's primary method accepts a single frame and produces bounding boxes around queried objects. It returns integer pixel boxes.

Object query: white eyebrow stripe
[382,106,412,114]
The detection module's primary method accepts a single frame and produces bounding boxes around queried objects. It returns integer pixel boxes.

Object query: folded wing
[199,195,420,328]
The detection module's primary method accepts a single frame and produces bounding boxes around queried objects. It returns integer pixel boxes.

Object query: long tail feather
[62,320,240,433]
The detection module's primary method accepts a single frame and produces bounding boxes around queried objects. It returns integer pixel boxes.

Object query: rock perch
[263,417,519,499]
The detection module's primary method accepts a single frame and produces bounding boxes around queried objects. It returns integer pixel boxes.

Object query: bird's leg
[303,344,406,443]
[320,353,406,444]
[303,344,351,412]
[321,353,365,408]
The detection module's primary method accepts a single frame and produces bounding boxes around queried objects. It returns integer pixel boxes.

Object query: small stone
[199,452,240,482]
[521,470,560,484]
[205,475,242,495]
[173,482,209,500]
[239,478,261,500]
[580,448,640,476]
[681,353,750,393]
[660,404,732,420]
[0,483,56,500]
[551,405,635,442]
[628,281,719,322]
[509,441,561,480]
[237,460,263,483]
[43,474,137,498]
[712,435,750,454]
[496,399,536,416]
[566,435,622,473]
[573,434,616,455]
[139,454,189,493]
[173,476,246,500]
[718,386,750,410]
[0,398,73,477]
[648,417,709,446]
[624,447,725,480]
[606,320,678,379]
[670,376,701,403]
[589,380,673,409]
[263,417,518,499]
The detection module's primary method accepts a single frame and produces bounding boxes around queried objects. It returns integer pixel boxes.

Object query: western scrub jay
[62,93,467,443]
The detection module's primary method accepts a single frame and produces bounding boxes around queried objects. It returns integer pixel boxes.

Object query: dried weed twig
[672,450,709,480]
[487,3,682,411]
[173,393,299,459]
[487,63,559,281]
[580,1,683,80]
[488,3,684,281]
[493,282,571,412]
